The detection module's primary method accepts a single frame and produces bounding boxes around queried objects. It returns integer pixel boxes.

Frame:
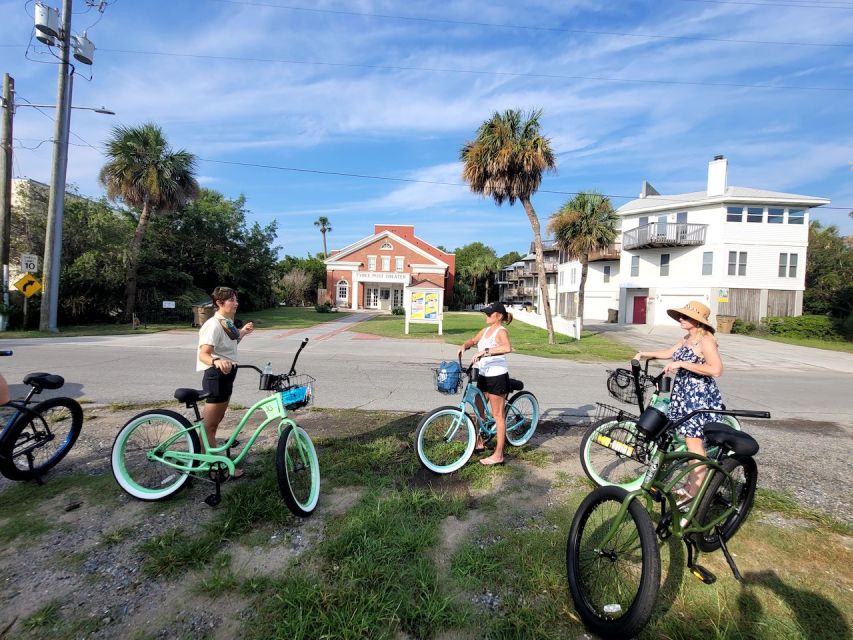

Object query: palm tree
[314,216,332,258]
[548,191,619,329]
[461,109,557,343]
[99,123,199,321]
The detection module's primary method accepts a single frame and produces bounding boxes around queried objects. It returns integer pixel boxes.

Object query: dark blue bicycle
[0,350,83,483]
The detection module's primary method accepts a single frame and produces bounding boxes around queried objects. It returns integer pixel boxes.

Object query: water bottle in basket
[260,362,274,391]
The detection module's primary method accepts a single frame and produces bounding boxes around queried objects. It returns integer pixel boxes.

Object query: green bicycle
[110,338,320,515]
[566,405,770,638]
[580,359,741,490]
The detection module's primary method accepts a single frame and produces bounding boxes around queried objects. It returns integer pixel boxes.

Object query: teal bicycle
[567,405,770,638]
[110,339,320,515]
[415,357,539,474]
[580,359,741,491]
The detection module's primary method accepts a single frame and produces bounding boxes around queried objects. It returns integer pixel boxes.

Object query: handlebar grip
[727,410,771,419]
[0,350,12,356]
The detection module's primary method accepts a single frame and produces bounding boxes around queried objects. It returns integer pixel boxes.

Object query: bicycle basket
[606,368,656,405]
[280,374,315,410]
[593,402,639,425]
[433,360,462,394]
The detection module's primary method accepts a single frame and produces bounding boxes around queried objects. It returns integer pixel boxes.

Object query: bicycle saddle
[509,379,524,392]
[704,423,759,456]
[174,388,210,404]
[23,372,65,390]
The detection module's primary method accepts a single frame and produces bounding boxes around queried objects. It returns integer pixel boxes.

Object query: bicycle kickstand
[26,452,45,486]
[204,463,226,507]
[716,526,743,582]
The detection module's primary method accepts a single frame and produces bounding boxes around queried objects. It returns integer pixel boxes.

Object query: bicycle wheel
[111,410,201,501]
[566,485,661,639]
[505,391,539,446]
[0,397,83,481]
[276,424,320,517]
[415,406,475,474]
[580,418,649,491]
[691,454,757,552]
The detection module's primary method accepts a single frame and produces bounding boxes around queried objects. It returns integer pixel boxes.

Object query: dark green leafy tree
[276,254,327,304]
[99,123,199,321]
[461,109,557,343]
[499,250,523,267]
[805,221,853,323]
[549,191,619,325]
[454,242,500,304]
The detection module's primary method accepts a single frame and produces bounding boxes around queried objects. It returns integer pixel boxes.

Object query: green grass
[750,334,853,353]
[19,599,105,640]
[353,312,635,361]
[0,307,352,338]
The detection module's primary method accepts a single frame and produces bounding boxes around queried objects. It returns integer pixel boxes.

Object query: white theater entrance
[356,272,410,310]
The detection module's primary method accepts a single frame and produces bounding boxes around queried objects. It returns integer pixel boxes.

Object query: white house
[616,156,830,326]
[497,241,559,312]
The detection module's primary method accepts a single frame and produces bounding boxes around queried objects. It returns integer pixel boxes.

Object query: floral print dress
[667,343,723,438]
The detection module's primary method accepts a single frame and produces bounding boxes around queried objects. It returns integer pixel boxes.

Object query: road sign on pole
[20,253,38,273]
[14,273,42,298]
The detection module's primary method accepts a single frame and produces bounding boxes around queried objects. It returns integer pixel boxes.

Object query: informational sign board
[405,288,443,335]
[162,300,176,309]
[20,254,39,273]
[718,287,729,303]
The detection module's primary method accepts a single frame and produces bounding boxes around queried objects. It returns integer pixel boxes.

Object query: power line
[98,47,853,93]
[206,0,853,48]
[676,0,853,9]
[198,157,852,211]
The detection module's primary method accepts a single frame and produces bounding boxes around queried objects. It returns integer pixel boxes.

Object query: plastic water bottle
[263,362,272,375]
[260,362,274,391]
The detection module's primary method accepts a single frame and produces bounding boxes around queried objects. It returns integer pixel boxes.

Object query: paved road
[1,314,852,426]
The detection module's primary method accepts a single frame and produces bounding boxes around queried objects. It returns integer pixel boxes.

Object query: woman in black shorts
[457,301,514,465]
[197,286,255,476]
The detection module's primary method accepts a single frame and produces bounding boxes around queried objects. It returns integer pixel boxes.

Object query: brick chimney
[707,155,728,197]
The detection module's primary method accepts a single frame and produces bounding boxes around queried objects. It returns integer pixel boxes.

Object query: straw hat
[667,300,715,334]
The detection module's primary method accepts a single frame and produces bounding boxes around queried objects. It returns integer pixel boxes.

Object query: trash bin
[716,315,736,334]
[607,308,619,323]
[192,302,214,327]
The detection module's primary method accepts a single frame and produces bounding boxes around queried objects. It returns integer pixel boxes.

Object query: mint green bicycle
[110,339,319,515]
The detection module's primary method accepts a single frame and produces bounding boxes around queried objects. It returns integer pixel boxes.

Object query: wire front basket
[433,365,462,395]
[280,374,315,411]
[606,368,656,406]
[593,402,639,425]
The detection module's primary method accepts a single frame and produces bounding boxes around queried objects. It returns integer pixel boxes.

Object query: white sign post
[20,254,39,273]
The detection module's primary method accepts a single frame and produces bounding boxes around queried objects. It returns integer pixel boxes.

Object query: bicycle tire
[111,410,201,501]
[505,391,539,446]
[690,454,757,553]
[276,424,320,517]
[415,406,475,474]
[0,397,83,481]
[580,418,649,491]
[566,485,661,639]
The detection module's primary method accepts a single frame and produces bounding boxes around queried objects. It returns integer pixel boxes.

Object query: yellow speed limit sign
[14,273,42,298]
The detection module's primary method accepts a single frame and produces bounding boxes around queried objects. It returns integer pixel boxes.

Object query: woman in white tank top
[457,301,514,465]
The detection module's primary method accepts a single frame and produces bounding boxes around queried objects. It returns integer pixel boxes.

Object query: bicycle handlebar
[670,407,771,426]
[235,338,310,378]
[0,350,12,356]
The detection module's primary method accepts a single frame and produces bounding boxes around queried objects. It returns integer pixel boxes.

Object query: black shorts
[477,373,509,397]
[202,366,238,403]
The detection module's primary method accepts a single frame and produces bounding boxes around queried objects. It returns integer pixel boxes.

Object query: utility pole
[0,73,13,309]
[40,0,73,332]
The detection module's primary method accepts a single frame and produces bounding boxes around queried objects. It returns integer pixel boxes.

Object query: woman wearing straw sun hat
[633,300,724,502]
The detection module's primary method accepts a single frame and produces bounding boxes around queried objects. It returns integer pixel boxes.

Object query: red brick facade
[324,225,455,310]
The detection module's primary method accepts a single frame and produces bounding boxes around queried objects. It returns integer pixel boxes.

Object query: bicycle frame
[149,390,298,477]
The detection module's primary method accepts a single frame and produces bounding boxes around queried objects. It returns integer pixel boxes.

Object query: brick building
[323,225,455,310]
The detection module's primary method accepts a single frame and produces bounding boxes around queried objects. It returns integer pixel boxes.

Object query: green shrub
[315,302,332,313]
[731,319,756,334]
[391,306,405,316]
[761,315,844,340]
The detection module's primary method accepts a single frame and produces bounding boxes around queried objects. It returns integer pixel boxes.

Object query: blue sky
[2,0,852,259]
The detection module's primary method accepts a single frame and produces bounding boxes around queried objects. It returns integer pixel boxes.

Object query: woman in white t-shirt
[457,301,514,465]
[197,286,255,476]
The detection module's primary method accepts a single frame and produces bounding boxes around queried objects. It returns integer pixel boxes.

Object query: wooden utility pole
[0,73,14,309]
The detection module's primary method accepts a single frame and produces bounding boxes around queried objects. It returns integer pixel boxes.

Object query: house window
[677,211,688,224]
[639,216,649,227]
[367,256,376,271]
[656,216,667,238]
[380,241,393,250]
[727,206,743,222]
[778,253,788,277]
[631,255,639,277]
[747,207,763,223]
[702,251,713,276]
[788,208,805,224]
[729,251,747,276]
[381,256,390,271]
[336,280,348,301]
[603,265,611,283]
[395,256,404,272]
[393,288,403,307]
[571,268,577,285]
[789,253,798,277]
[660,253,670,276]
[768,208,784,224]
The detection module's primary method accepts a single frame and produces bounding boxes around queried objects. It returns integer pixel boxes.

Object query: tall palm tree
[314,216,332,258]
[548,191,619,329]
[461,109,557,343]
[99,123,199,321]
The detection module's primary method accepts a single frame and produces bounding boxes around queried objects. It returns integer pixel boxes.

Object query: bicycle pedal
[688,564,717,585]
[204,494,221,507]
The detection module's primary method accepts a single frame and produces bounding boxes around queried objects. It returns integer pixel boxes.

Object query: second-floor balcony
[623,223,707,250]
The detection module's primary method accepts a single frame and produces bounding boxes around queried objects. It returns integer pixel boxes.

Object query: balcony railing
[587,247,620,262]
[622,223,707,250]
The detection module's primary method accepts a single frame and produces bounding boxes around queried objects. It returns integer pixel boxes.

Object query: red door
[632,296,647,324]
